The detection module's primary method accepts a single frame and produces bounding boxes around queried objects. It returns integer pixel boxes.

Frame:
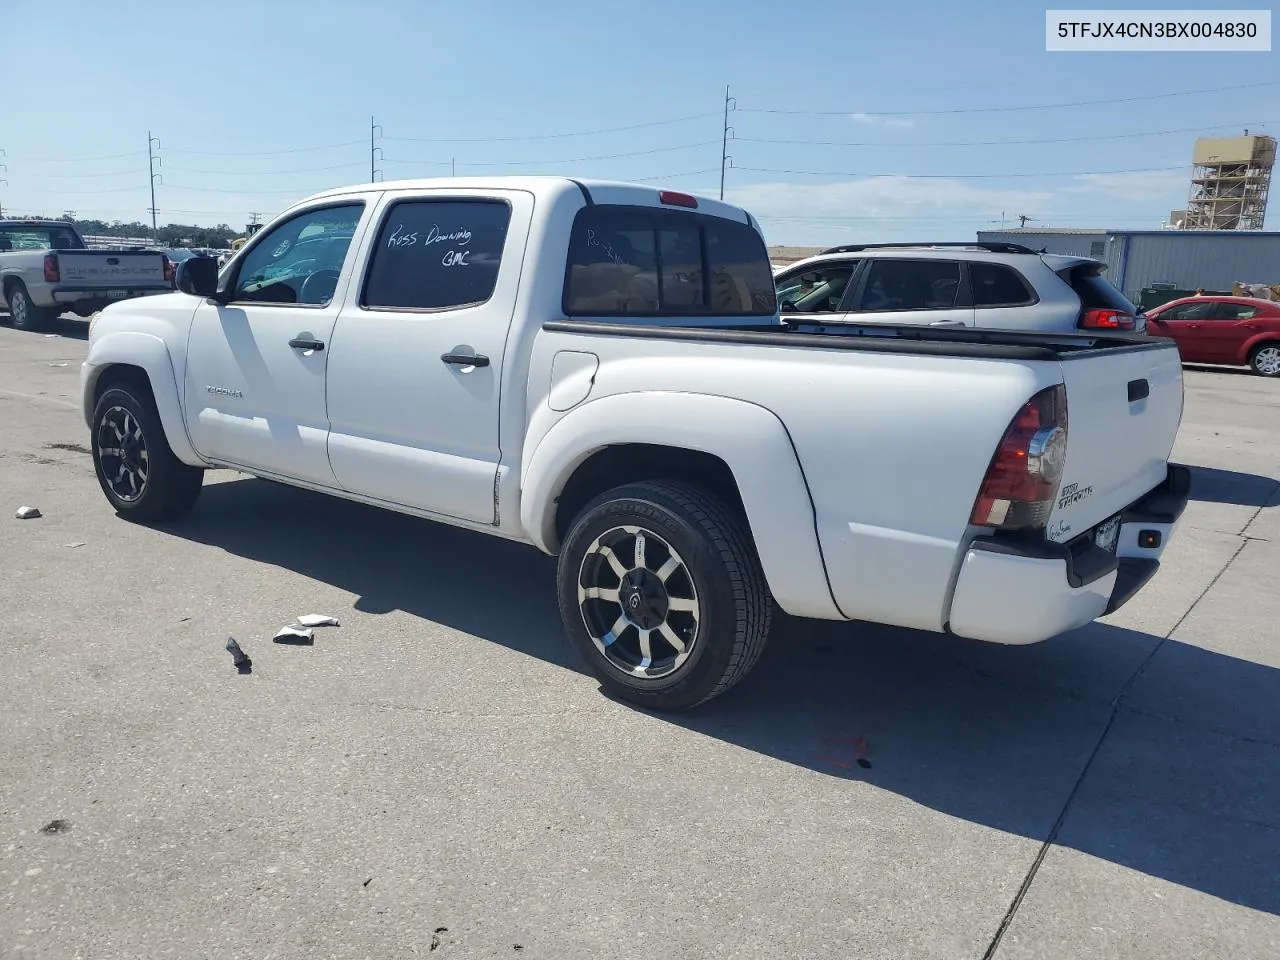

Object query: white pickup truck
[80,177,1189,711]
[1,220,172,330]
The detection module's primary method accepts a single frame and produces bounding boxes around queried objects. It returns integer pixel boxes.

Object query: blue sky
[3,0,1277,244]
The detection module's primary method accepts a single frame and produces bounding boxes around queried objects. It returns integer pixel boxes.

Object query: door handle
[1244,323,1261,330]
[441,352,490,368]
[289,337,325,351]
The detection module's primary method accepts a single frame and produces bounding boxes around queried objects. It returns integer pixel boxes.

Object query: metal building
[1183,135,1275,230]
[976,228,1280,302]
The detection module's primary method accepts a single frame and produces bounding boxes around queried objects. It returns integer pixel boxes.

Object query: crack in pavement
[980,536,1250,960]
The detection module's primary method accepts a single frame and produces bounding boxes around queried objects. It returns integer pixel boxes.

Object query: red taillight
[1080,308,1135,331]
[970,385,1068,531]
[658,190,698,209]
[163,256,175,283]
[43,253,59,283]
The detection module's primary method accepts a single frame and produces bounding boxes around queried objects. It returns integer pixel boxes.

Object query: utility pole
[451,158,456,177]
[1017,214,1036,228]
[0,160,7,218]
[719,85,736,201]
[147,131,162,232]
[370,116,383,182]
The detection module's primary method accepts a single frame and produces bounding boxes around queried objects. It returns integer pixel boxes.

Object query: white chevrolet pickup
[81,177,1189,711]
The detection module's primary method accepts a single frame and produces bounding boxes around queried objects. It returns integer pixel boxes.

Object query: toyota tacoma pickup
[1,220,173,330]
[80,177,1189,711]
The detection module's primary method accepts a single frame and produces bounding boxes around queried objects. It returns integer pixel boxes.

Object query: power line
[383,112,720,144]
[165,139,367,157]
[735,164,1186,180]
[740,80,1280,117]
[2,150,149,162]
[736,119,1279,149]
[162,161,369,176]
[7,168,151,179]
[383,140,721,169]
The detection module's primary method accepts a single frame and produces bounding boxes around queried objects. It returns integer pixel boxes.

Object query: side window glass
[970,262,1034,307]
[363,199,512,310]
[1164,301,1215,321]
[859,260,961,312]
[232,204,363,305]
[776,264,855,313]
[1213,302,1258,321]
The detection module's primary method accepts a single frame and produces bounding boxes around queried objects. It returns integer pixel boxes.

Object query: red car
[1144,296,1280,377]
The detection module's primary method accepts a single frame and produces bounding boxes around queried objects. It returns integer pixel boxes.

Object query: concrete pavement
[1,319,1277,959]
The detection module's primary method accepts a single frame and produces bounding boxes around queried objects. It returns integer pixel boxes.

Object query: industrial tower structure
[1181,134,1276,230]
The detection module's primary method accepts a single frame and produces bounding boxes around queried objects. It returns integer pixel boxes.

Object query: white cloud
[1061,168,1189,201]
[850,112,916,129]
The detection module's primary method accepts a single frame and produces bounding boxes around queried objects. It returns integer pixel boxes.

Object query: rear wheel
[557,480,772,712]
[1249,342,1280,377]
[91,382,204,521]
[6,283,54,331]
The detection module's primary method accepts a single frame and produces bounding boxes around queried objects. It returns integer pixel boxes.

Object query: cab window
[230,204,364,306]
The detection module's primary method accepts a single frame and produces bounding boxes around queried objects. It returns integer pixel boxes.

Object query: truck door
[183,200,372,485]
[324,189,532,524]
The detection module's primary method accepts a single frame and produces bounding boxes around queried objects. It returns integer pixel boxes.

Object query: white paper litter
[15,506,41,519]
[64,542,86,548]
[273,625,315,642]
[295,614,340,628]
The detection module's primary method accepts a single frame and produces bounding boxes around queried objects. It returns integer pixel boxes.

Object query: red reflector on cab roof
[659,190,698,209]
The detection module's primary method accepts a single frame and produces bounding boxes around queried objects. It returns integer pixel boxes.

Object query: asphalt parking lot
[2,318,1278,960]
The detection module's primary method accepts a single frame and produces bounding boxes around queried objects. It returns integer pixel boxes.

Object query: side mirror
[779,299,797,312]
[176,256,221,298]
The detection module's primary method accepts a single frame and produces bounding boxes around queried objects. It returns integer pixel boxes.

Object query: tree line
[6,213,241,248]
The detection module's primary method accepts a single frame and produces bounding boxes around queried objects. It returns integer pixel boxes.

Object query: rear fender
[521,391,843,620]
[1240,333,1280,365]
[81,330,204,466]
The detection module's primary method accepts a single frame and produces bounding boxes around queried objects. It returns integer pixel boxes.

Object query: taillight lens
[43,253,59,283]
[1080,308,1135,331]
[163,256,175,283]
[970,385,1068,531]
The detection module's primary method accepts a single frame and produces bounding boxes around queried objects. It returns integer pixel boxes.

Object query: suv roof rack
[819,241,1040,256]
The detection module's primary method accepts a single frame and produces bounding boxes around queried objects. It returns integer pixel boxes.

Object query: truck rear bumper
[947,464,1190,645]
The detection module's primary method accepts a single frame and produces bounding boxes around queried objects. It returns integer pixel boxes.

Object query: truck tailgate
[57,251,166,286]
[1047,341,1183,543]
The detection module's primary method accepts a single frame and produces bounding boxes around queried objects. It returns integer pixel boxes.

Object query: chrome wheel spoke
[658,622,686,655]
[599,545,629,579]
[668,596,698,615]
[98,446,124,458]
[637,629,654,668]
[655,556,681,582]
[602,614,629,648]
[581,586,620,604]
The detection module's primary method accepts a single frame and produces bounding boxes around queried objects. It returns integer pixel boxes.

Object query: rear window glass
[970,262,1035,307]
[363,199,511,311]
[563,205,775,317]
[0,224,82,251]
[1061,266,1135,313]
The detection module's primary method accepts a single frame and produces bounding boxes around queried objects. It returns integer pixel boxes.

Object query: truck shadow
[1188,464,1279,507]
[170,475,1280,917]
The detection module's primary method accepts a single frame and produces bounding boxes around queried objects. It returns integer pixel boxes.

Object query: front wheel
[1249,342,1280,377]
[557,480,772,712]
[91,382,204,522]
[6,283,54,331]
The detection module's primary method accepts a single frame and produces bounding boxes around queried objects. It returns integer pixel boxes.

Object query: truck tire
[1248,342,1280,377]
[557,479,772,711]
[6,283,54,331]
[90,381,204,522]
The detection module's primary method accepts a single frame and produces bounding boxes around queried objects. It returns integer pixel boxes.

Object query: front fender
[81,330,204,466]
[521,391,843,620]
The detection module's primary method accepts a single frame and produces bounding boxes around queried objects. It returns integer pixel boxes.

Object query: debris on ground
[39,819,72,835]
[15,506,41,519]
[49,362,68,368]
[295,614,340,628]
[273,625,315,645]
[226,636,252,672]
[64,542,86,548]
